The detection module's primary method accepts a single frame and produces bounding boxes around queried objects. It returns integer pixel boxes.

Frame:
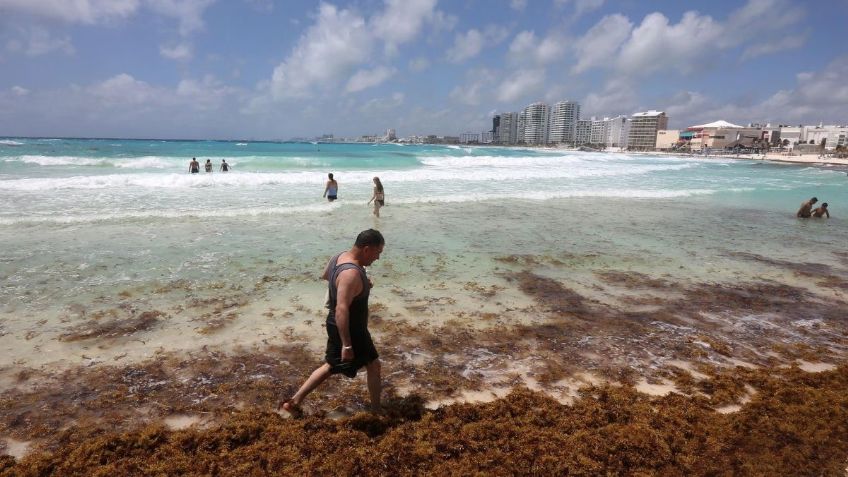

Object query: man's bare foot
[279,400,303,417]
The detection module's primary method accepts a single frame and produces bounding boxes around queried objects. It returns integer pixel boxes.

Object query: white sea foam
[0,140,24,146]
[0,161,699,191]
[5,155,174,168]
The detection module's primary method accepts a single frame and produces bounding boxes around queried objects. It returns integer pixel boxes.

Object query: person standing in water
[205,159,213,173]
[367,177,385,217]
[220,160,230,172]
[189,158,200,174]
[281,229,385,414]
[797,197,818,218]
[323,173,338,202]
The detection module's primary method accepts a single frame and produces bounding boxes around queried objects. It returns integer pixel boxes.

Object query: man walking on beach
[797,197,818,218]
[282,229,385,414]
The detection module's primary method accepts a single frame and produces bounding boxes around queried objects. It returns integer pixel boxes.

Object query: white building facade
[606,116,630,148]
[549,100,580,144]
[575,119,592,145]
[521,102,551,145]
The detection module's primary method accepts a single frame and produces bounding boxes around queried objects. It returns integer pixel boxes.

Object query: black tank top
[326,255,370,329]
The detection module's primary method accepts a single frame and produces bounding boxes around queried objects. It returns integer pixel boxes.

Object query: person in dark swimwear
[189,157,200,173]
[323,173,338,201]
[281,229,385,414]
[220,160,230,172]
[797,197,817,218]
[205,159,213,172]
[367,176,385,217]
[811,202,830,218]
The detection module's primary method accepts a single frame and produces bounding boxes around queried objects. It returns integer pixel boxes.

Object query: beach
[1,139,848,473]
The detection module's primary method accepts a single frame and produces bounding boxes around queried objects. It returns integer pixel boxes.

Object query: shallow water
[1,139,847,387]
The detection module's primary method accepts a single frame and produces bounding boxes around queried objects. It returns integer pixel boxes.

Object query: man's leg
[284,363,333,411]
[365,358,381,412]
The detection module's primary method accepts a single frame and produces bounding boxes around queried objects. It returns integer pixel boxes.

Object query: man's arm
[334,269,364,361]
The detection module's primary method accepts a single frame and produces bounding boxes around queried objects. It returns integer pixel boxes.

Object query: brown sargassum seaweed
[2,364,847,476]
[3,260,848,475]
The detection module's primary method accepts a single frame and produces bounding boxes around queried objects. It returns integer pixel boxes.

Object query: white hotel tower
[549,101,580,144]
[521,102,551,145]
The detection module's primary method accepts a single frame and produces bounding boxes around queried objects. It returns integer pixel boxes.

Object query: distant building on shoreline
[521,102,551,145]
[550,101,580,144]
[628,111,668,150]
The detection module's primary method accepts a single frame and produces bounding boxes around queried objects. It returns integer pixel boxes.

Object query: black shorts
[327,195,337,201]
[325,323,378,378]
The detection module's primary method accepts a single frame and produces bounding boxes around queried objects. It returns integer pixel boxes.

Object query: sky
[0,0,846,140]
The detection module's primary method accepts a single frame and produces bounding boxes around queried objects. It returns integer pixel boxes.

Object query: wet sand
[2,247,848,474]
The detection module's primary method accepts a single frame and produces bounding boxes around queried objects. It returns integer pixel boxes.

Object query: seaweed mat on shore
[2,364,847,476]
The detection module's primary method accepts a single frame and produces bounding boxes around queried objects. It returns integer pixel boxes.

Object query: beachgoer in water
[323,173,338,202]
[367,177,385,217]
[189,157,200,174]
[281,229,385,415]
[220,160,230,172]
[812,202,830,218]
[205,159,213,173]
[797,197,818,218]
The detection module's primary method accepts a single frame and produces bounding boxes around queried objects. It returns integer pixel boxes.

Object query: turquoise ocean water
[1,137,846,377]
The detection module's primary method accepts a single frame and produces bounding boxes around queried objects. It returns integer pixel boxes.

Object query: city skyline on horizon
[1,0,847,140]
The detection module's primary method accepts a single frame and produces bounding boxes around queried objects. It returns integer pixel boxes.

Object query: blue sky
[0,0,846,140]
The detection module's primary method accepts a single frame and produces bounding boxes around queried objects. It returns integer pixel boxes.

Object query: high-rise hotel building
[549,101,580,144]
[496,112,520,145]
[627,111,668,150]
[521,102,551,145]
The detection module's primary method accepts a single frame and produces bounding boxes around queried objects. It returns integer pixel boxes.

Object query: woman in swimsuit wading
[368,177,385,217]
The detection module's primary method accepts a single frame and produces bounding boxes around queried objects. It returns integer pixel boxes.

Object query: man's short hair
[355,229,384,248]
[812,197,818,202]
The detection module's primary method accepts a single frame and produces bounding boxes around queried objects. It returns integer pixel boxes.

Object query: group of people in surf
[797,197,830,218]
[323,173,386,217]
[188,157,230,173]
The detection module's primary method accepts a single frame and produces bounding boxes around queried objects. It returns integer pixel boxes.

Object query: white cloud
[496,69,546,102]
[742,34,806,60]
[617,12,722,75]
[555,0,605,17]
[447,29,484,63]
[359,92,405,114]
[243,0,273,13]
[614,0,806,76]
[449,69,495,106]
[11,86,30,96]
[408,57,430,72]
[159,42,193,60]
[370,0,438,54]
[345,66,397,93]
[270,4,373,99]
[86,74,158,106]
[510,0,527,11]
[572,14,631,74]
[0,0,140,24]
[581,78,638,117]
[508,30,566,65]
[446,25,510,64]
[6,26,74,56]
[145,0,215,36]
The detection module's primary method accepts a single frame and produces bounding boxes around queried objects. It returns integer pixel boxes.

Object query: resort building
[521,102,551,145]
[549,100,580,144]
[575,119,592,145]
[686,120,764,150]
[800,125,848,150]
[460,132,480,144]
[627,111,668,150]
[655,130,680,150]
[590,117,609,146]
[606,116,630,148]
[496,112,519,145]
